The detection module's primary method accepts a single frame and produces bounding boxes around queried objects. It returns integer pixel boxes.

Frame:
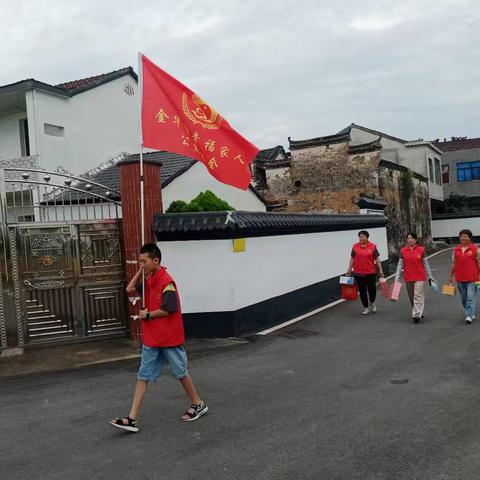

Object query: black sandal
[109,416,139,433]
[181,402,208,422]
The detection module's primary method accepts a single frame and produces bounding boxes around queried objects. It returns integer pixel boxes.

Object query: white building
[345,123,444,206]
[0,67,139,174]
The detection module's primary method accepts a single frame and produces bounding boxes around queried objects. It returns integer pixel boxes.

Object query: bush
[165,191,234,213]
[165,200,189,213]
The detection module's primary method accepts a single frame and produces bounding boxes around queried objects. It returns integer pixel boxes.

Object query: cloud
[1,0,480,148]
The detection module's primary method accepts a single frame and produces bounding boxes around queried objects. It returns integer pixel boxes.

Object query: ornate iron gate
[0,166,127,349]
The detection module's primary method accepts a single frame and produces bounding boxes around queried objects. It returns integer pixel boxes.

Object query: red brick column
[118,157,163,342]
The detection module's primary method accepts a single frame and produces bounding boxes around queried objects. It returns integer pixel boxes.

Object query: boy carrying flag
[110,243,208,433]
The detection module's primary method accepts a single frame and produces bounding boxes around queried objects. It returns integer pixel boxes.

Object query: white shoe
[466,316,473,325]
[369,303,377,313]
[361,308,369,315]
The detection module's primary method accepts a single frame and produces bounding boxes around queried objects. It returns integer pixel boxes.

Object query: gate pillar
[118,157,163,343]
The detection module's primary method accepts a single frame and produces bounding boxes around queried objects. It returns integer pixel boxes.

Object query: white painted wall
[0,111,25,158]
[162,162,266,212]
[432,217,480,239]
[0,76,139,175]
[158,226,388,314]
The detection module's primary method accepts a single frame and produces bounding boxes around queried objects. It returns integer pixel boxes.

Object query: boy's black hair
[358,230,370,238]
[459,229,473,239]
[140,243,162,261]
[406,232,418,240]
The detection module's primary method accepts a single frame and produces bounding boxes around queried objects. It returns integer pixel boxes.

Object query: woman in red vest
[448,229,480,324]
[394,232,435,323]
[346,230,385,315]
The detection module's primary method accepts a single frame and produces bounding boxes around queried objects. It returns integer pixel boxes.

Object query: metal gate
[0,165,127,349]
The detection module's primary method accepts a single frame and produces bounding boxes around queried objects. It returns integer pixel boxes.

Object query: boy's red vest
[352,241,377,275]
[143,267,185,347]
[454,243,480,283]
[400,244,426,282]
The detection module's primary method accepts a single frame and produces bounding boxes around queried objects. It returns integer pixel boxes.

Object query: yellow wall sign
[233,238,246,253]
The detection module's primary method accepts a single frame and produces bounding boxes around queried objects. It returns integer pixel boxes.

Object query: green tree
[165,190,235,213]
[165,200,189,213]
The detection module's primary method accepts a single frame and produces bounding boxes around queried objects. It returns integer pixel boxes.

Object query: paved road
[2,249,480,480]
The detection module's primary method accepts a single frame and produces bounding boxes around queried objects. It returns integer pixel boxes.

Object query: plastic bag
[390,281,402,301]
[341,283,358,301]
[339,275,355,285]
[379,278,390,299]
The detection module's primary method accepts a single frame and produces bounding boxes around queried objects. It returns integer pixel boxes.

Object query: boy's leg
[129,380,149,420]
[179,374,202,405]
[111,346,162,429]
[164,346,207,421]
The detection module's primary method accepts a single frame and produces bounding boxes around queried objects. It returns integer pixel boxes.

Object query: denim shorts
[138,345,188,382]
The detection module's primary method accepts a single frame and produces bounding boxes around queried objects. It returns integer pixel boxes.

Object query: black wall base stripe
[183,261,389,338]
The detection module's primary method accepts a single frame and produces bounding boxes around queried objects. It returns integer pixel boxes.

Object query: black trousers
[354,274,377,308]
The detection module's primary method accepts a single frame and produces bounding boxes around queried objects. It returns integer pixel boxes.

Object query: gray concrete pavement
[2,249,480,480]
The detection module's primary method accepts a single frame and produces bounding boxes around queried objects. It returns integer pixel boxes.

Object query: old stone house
[253,129,432,260]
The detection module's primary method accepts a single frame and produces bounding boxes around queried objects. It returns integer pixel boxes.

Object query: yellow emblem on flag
[182,93,223,130]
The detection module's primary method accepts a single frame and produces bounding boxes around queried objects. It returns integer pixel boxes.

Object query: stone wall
[256,137,432,261]
[378,165,431,259]
[286,142,381,213]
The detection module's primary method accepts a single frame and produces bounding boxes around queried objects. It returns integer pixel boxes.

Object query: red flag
[140,54,259,190]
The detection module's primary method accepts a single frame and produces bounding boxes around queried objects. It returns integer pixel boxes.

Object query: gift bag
[442,283,456,296]
[339,275,355,285]
[390,281,402,301]
[341,283,358,301]
[379,278,390,299]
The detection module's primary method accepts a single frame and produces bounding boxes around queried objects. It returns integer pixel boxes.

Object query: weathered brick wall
[378,167,431,260]
[286,142,381,213]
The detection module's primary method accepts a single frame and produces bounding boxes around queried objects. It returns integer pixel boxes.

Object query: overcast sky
[2,0,479,148]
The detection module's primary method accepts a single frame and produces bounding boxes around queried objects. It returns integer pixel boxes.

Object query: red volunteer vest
[400,244,426,282]
[454,243,480,283]
[352,241,377,275]
[142,267,185,347]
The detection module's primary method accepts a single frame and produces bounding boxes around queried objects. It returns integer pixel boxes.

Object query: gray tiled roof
[84,151,196,197]
[153,211,388,240]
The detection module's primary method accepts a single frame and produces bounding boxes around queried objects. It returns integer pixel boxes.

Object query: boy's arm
[126,268,143,294]
[139,283,179,319]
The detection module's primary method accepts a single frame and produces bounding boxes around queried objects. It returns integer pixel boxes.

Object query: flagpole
[138,52,146,309]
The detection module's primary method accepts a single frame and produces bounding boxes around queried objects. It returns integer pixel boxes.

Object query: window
[19,119,30,156]
[457,161,480,182]
[428,158,434,182]
[434,158,442,185]
[442,165,450,184]
[44,123,65,137]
